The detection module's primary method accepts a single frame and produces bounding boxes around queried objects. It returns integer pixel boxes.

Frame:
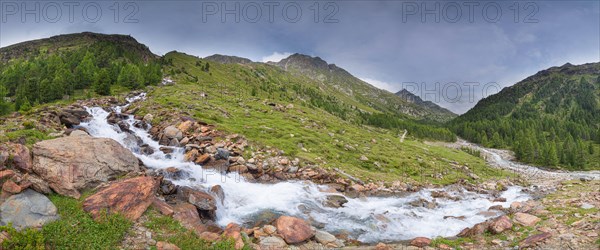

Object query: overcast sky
[1,1,598,114]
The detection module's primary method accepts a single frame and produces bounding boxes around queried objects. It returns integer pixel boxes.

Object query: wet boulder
[59,107,89,127]
[177,186,217,219]
[275,216,315,244]
[323,195,348,208]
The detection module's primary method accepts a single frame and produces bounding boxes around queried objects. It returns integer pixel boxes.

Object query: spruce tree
[547,143,559,166]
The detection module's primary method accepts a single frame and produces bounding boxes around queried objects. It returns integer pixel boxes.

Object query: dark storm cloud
[1,1,598,114]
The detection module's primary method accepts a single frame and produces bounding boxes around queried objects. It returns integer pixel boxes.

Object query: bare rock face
[82,176,158,221]
[32,136,140,199]
[275,216,315,244]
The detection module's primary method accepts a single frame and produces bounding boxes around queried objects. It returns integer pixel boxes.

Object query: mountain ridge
[270,53,457,122]
[450,61,600,170]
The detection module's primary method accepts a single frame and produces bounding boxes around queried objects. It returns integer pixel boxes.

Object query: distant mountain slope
[271,53,456,122]
[204,54,253,65]
[0,32,156,63]
[395,89,455,116]
[450,62,600,170]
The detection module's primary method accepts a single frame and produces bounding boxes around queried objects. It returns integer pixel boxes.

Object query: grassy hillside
[133,52,512,185]
[0,33,512,185]
[272,53,457,123]
[450,63,600,170]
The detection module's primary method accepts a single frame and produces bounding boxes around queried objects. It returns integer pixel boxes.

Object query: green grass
[0,129,52,146]
[144,209,251,250]
[42,194,133,249]
[0,194,132,250]
[0,224,45,250]
[134,52,516,185]
[430,237,473,249]
[144,209,209,249]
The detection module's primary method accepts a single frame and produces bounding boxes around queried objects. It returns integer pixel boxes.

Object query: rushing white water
[80,94,530,243]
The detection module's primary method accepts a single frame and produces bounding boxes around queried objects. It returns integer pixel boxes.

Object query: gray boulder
[0,189,59,230]
[32,135,140,199]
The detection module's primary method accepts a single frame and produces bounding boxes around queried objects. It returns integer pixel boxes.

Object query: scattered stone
[410,237,431,247]
[0,170,15,182]
[359,155,369,161]
[514,212,541,227]
[315,230,337,245]
[580,203,594,209]
[156,241,180,250]
[2,180,22,194]
[260,236,287,249]
[216,148,230,160]
[223,223,244,250]
[195,154,211,164]
[199,232,221,242]
[177,121,194,133]
[210,185,225,205]
[375,242,392,250]
[488,215,512,234]
[160,179,177,195]
[8,143,33,173]
[323,195,348,208]
[164,126,183,140]
[488,205,504,211]
[409,198,438,209]
[32,136,140,199]
[83,176,158,221]
[177,186,217,212]
[143,114,154,124]
[263,225,277,235]
[172,203,208,236]
[493,197,507,202]
[519,232,551,248]
[275,216,315,244]
[151,197,174,216]
[458,221,490,237]
[0,189,59,230]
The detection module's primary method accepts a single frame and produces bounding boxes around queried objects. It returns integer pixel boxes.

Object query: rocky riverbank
[0,92,598,249]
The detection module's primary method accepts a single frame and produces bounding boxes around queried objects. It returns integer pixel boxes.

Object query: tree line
[0,42,161,114]
[450,76,600,170]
